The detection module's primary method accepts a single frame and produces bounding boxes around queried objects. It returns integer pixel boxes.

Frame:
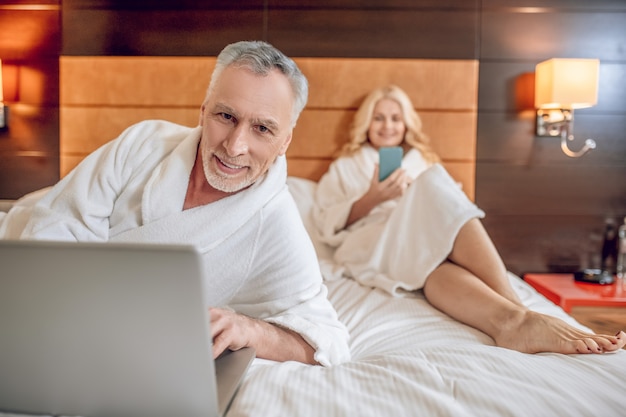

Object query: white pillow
[286,176,333,260]
[286,177,316,225]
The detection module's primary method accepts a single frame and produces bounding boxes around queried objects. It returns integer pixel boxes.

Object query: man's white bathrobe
[0,120,350,366]
[312,144,485,296]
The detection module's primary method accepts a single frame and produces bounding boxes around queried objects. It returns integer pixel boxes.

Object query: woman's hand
[345,164,411,228]
[370,164,411,202]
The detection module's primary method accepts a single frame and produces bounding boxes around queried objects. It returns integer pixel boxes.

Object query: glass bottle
[601,218,617,275]
[616,217,626,281]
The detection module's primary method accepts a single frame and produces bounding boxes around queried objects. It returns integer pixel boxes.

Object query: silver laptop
[0,240,255,417]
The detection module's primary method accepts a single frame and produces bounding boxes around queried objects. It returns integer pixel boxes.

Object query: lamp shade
[534,58,599,109]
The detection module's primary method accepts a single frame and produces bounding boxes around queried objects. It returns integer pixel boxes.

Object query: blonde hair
[338,85,440,163]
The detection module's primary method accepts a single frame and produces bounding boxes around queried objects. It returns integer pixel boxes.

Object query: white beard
[201,146,254,193]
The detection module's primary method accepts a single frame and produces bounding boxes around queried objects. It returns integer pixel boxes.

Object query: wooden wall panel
[62,9,264,56]
[285,159,332,183]
[0,3,60,199]
[65,0,263,8]
[60,108,198,151]
[424,112,477,161]
[0,102,59,156]
[60,57,213,105]
[298,58,478,110]
[0,155,59,199]
[477,163,626,217]
[482,0,626,10]
[483,214,610,275]
[290,110,351,158]
[270,0,477,8]
[481,11,626,61]
[0,8,61,60]
[268,9,477,59]
[477,112,626,166]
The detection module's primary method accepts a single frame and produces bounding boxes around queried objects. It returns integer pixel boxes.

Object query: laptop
[0,240,255,417]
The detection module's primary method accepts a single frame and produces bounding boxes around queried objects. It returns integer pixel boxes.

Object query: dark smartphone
[573,269,614,285]
[378,146,403,181]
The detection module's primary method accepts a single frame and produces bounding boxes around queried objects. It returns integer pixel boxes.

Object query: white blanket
[313,145,484,295]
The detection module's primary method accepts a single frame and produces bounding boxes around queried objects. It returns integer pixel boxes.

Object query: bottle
[600,218,617,275]
[617,217,626,280]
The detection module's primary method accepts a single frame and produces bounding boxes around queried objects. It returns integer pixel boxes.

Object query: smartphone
[378,146,403,181]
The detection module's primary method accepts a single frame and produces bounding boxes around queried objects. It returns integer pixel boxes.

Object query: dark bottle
[601,218,618,274]
[618,217,626,280]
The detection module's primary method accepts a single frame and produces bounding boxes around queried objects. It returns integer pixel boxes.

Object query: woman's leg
[423,261,625,353]
[447,218,522,305]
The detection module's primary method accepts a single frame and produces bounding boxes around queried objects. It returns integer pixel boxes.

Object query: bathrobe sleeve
[312,149,374,248]
[228,189,351,366]
[18,121,189,241]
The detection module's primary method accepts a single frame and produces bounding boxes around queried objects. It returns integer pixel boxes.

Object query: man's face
[199,65,295,193]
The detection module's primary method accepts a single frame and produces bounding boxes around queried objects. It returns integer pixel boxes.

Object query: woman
[312,85,625,354]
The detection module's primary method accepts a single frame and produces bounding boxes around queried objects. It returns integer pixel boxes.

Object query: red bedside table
[523,273,626,313]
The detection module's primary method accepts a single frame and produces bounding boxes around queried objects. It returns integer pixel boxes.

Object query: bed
[1,177,625,417]
[3,56,626,416]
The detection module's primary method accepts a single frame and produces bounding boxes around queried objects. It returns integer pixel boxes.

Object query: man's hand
[209,307,254,358]
[209,307,318,364]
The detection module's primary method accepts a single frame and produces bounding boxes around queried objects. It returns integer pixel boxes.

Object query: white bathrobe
[312,144,485,296]
[0,120,350,366]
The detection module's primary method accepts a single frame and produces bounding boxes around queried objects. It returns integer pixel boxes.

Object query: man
[0,41,351,366]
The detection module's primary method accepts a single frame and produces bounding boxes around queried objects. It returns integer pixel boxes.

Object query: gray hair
[206,40,308,127]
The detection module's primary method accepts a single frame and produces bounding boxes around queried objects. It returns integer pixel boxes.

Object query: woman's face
[367,98,406,149]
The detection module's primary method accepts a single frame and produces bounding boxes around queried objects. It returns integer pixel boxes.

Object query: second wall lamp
[534,58,599,158]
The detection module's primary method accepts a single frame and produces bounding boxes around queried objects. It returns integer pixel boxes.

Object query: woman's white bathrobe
[312,144,485,296]
[0,120,350,366]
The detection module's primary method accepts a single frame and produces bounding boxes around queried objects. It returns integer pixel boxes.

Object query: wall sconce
[0,59,7,131]
[535,58,599,157]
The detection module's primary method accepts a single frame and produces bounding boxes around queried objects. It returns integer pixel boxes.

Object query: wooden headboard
[60,57,478,199]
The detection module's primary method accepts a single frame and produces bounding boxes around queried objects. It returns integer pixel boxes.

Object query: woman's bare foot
[495,310,625,354]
